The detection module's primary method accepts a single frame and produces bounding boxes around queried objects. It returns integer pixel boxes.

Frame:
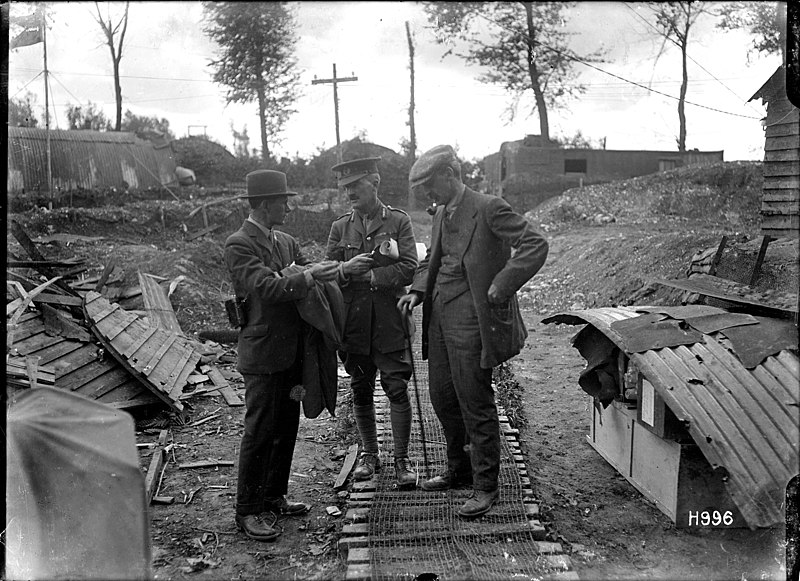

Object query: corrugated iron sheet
[7,126,177,193]
[549,306,799,528]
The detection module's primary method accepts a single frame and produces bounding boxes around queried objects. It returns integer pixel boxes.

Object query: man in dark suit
[225,170,339,541]
[398,145,548,518]
[326,157,419,488]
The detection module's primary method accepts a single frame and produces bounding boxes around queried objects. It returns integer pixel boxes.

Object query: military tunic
[326,200,418,355]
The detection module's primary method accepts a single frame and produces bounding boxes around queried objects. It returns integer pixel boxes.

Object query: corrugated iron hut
[749,66,800,239]
[483,134,724,198]
[7,127,178,195]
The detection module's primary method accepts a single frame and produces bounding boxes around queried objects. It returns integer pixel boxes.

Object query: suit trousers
[236,355,303,516]
[428,290,499,492]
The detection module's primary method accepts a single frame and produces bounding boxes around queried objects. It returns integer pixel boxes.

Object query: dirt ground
[7,162,797,580]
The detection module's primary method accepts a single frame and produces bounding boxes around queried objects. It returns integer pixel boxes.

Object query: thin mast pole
[42,6,53,208]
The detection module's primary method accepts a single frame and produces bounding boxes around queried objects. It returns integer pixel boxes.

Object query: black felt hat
[240,170,298,198]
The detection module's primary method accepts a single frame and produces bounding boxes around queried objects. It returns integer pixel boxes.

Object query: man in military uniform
[326,157,419,488]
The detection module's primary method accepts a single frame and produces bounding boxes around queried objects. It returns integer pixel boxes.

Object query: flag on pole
[10,8,44,49]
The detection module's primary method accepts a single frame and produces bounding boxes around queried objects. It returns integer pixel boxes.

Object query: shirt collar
[246,216,274,241]
[445,184,466,213]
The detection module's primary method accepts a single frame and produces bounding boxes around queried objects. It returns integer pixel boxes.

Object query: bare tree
[92,1,129,131]
[645,1,713,152]
[423,2,604,143]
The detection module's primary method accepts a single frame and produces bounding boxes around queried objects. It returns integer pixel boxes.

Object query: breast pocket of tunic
[337,240,362,261]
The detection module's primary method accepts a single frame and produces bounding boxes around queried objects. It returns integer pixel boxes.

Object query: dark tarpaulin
[571,324,621,408]
[609,312,704,353]
[6,387,151,580]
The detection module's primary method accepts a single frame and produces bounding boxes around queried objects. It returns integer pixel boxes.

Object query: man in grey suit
[398,145,548,518]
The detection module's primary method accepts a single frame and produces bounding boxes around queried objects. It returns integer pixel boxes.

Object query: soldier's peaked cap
[409,145,459,188]
[331,156,381,187]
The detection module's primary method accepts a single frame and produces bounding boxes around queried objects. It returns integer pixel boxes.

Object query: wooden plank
[30,292,83,307]
[763,160,800,177]
[107,391,162,409]
[11,319,46,343]
[163,346,198,397]
[77,367,133,400]
[12,333,65,356]
[144,430,169,505]
[95,379,151,403]
[334,444,360,490]
[120,326,160,358]
[763,176,800,190]
[9,219,76,296]
[763,190,800,202]
[766,118,800,138]
[764,149,800,163]
[138,271,182,334]
[206,366,244,406]
[34,340,84,367]
[57,360,112,391]
[135,333,178,377]
[764,135,800,151]
[167,351,202,400]
[178,460,234,469]
[94,259,117,292]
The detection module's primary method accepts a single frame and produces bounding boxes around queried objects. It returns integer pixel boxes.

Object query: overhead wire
[622,2,765,116]
[472,8,763,120]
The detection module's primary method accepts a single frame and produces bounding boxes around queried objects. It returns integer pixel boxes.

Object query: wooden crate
[587,397,745,528]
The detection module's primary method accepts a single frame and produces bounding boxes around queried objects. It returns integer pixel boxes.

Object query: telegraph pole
[311,63,358,164]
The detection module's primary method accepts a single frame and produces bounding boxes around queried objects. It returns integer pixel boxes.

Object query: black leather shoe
[353,452,380,481]
[394,457,417,489]
[457,489,499,519]
[264,496,311,516]
[235,513,280,541]
[420,471,473,491]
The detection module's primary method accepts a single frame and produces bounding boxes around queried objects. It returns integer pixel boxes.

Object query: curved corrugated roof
[7,126,177,192]
[548,306,799,528]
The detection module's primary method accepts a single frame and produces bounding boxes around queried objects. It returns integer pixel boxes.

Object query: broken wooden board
[83,291,201,412]
[205,366,244,407]
[334,443,359,490]
[144,430,169,505]
[6,308,162,410]
[138,272,183,334]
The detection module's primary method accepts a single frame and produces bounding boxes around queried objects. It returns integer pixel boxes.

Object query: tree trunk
[677,33,688,152]
[256,86,271,161]
[523,2,549,142]
[113,56,122,131]
[406,21,416,210]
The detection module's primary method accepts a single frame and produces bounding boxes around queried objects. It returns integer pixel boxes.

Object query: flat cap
[409,145,458,188]
[331,156,381,187]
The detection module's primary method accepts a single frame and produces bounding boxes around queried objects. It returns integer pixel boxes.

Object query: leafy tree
[644,1,714,152]
[422,2,604,142]
[553,130,600,149]
[92,1,129,131]
[8,92,41,127]
[716,1,787,64]
[66,101,111,131]
[203,2,302,161]
[120,110,175,140]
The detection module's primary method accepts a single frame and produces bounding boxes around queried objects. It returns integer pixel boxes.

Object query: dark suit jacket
[326,200,418,354]
[411,187,549,369]
[224,220,312,375]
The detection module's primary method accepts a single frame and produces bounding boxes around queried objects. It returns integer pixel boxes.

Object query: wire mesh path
[338,314,577,580]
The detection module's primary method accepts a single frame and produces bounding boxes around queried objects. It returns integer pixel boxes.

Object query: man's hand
[343,253,375,277]
[307,261,340,282]
[487,283,505,305]
[397,292,421,313]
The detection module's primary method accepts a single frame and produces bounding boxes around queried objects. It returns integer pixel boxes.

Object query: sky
[7,1,783,163]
